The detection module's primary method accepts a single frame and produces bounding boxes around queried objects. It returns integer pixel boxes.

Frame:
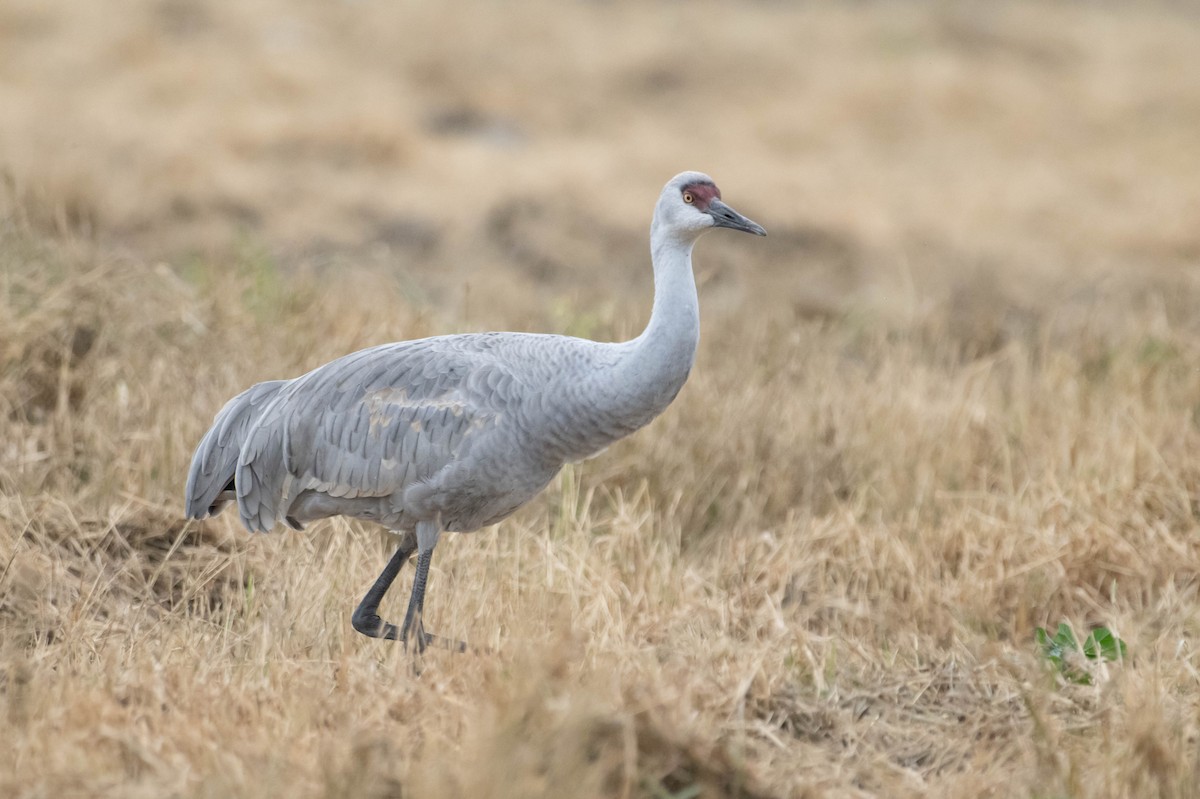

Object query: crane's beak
[708,199,766,236]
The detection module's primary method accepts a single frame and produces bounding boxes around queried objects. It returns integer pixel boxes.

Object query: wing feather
[234,337,515,532]
[184,380,289,519]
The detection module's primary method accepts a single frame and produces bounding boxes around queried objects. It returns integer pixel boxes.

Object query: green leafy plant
[1035,623,1127,685]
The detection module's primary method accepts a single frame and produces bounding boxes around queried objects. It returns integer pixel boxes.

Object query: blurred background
[3,0,1197,339]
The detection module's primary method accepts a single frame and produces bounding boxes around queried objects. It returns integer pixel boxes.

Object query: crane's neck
[614,224,700,412]
[540,217,702,465]
[638,230,700,370]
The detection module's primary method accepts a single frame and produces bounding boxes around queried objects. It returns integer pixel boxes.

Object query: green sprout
[1035,623,1127,685]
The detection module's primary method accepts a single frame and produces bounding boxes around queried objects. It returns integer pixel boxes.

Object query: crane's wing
[185,379,289,519]
[234,337,522,533]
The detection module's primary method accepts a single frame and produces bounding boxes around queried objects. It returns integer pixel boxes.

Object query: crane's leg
[399,548,433,652]
[351,525,466,653]
[351,533,417,640]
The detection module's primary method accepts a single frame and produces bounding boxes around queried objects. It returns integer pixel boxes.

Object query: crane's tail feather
[184,380,288,523]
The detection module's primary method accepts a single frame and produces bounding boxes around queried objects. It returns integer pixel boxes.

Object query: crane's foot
[351,611,467,653]
[421,631,469,653]
[351,610,399,639]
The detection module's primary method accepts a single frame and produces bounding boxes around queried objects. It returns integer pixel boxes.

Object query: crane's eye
[682,191,694,204]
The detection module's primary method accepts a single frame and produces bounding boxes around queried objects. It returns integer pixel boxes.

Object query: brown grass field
[3,1,1200,796]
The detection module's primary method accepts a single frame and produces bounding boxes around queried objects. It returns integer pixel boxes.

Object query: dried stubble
[3,1,1200,797]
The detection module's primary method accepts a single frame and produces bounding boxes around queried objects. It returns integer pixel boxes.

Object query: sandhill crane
[184,172,765,651]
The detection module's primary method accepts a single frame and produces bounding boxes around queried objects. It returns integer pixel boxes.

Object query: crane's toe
[351,611,467,653]
[421,631,469,653]
[351,609,399,640]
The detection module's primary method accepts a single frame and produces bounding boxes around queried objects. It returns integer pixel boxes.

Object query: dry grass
[3,1,1200,796]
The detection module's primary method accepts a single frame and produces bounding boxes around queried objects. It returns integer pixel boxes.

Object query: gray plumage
[185,379,287,519]
[184,171,765,648]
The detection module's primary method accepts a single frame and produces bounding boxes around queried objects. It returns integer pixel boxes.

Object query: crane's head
[655,171,766,240]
